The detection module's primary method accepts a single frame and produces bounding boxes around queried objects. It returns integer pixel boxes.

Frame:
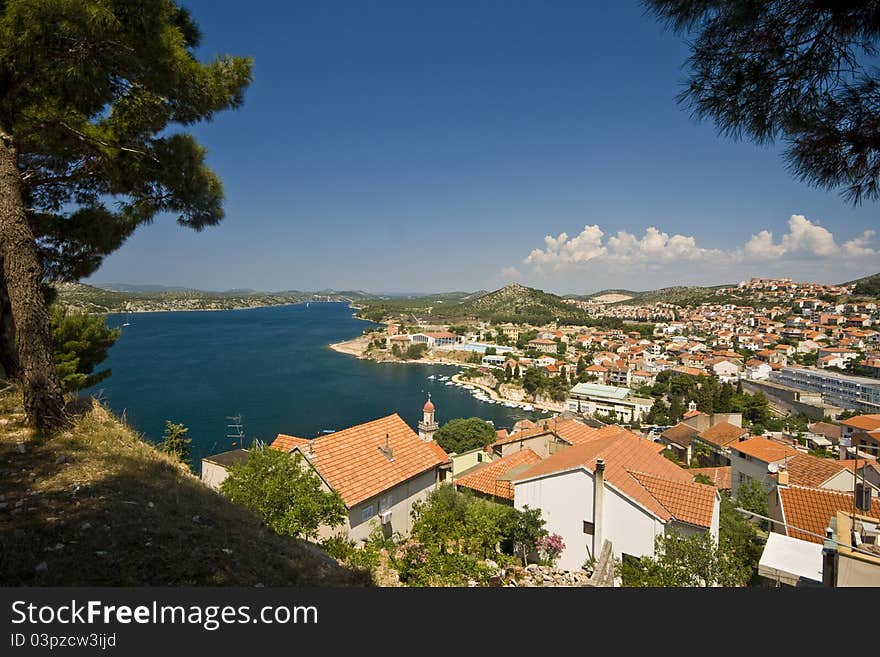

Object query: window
[379,494,393,513]
[477,453,483,463]
[361,505,374,523]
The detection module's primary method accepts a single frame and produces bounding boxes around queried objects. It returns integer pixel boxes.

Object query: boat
[445,381,455,386]
[321,429,336,434]
[121,322,130,327]
[503,401,517,408]
[427,375,436,380]
[522,405,535,412]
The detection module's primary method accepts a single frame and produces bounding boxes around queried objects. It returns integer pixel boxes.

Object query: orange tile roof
[551,419,603,445]
[731,437,797,463]
[784,453,849,488]
[628,471,717,528]
[778,485,880,544]
[840,415,880,432]
[514,432,710,524]
[454,449,541,501]
[271,414,449,507]
[698,422,749,448]
[490,424,552,448]
[271,434,310,452]
[691,466,732,491]
[661,423,700,447]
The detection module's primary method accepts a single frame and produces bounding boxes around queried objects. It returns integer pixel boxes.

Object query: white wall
[344,468,438,543]
[200,461,230,491]
[514,468,665,571]
[730,451,777,496]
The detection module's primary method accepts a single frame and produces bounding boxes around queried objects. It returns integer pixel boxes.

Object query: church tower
[418,394,439,442]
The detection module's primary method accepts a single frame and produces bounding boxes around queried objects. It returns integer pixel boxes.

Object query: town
[201,275,880,587]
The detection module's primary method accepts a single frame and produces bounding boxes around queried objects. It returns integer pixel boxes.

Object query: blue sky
[85,0,880,295]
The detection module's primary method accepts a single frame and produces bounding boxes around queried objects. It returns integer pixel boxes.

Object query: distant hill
[565,284,735,306]
[452,283,586,324]
[52,282,368,313]
[94,283,203,293]
[841,272,880,297]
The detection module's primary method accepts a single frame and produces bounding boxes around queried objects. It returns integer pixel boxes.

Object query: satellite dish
[767,463,779,474]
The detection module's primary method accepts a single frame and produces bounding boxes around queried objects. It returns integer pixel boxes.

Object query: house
[692,421,750,466]
[200,449,249,491]
[489,424,564,459]
[744,359,773,380]
[410,331,458,348]
[565,382,652,424]
[453,448,541,505]
[729,437,799,495]
[839,415,880,458]
[770,483,880,545]
[659,423,700,464]
[706,357,742,383]
[512,429,720,570]
[528,338,559,354]
[269,399,450,542]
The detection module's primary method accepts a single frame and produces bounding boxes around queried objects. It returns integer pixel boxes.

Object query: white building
[512,430,720,570]
[565,382,652,423]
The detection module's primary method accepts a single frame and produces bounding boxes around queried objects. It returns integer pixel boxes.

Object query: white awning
[758,532,823,587]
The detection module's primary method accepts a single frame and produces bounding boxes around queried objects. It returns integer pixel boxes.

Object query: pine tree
[159,421,192,470]
[0,1,252,430]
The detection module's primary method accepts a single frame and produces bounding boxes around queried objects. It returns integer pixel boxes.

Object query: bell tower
[418,394,439,442]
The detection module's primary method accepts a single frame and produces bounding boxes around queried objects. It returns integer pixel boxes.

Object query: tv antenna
[226,414,245,447]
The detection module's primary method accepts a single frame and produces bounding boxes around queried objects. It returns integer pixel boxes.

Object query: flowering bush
[394,540,430,584]
[535,533,565,566]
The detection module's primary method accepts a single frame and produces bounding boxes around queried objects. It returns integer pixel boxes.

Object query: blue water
[87,302,547,469]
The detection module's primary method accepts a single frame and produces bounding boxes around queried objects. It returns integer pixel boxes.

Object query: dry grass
[0,387,371,586]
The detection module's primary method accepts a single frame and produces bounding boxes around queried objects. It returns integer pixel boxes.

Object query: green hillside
[842,272,880,297]
[451,283,588,324]
[53,282,365,313]
[0,387,369,586]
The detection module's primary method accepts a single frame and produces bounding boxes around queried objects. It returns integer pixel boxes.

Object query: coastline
[450,373,564,414]
[81,299,360,316]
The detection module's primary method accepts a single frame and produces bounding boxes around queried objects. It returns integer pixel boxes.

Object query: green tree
[645,0,880,204]
[433,417,496,454]
[159,420,192,470]
[619,530,751,587]
[485,347,497,356]
[221,446,346,540]
[734,478,769,519]
[50,306,120,393]
[0,1,252,430]
[506,504,547,566]
[404,343,428,360]
[522,368,545,397]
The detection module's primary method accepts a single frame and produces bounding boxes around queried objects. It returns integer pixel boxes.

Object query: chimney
[378,432,394,461]
[777,464,789,487]
[593,458,605,559]
[855,482,871,512]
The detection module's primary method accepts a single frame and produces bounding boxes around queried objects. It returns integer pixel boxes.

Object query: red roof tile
[455,449,542,501]
[698,422,749,448]
[691,466,732,491]
[628,471,717,528]
[271,414,449,507]
[778,485,880,544]
[515,432,709,524]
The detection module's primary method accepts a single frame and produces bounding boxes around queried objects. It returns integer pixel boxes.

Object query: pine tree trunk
[0,269,20,379]
[0,128,64,430]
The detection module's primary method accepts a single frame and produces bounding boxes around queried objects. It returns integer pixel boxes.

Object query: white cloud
[512,214,878,281]
[499,266,522,281]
